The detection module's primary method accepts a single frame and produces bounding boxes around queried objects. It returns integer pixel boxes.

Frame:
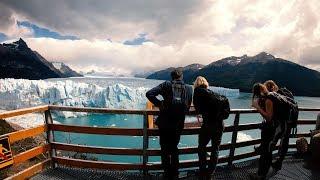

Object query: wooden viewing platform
[0,105,319,179]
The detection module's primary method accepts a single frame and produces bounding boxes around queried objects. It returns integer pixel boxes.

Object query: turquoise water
[52,77,320,164]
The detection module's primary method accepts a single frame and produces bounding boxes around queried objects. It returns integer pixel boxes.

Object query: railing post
[142,112,149,176]
[228,112,240,167]
[316,113,320,130]
[45,110,56,168]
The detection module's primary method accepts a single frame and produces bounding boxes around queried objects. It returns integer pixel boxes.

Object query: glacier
[0,78,239,119]
[209,86,239,97]
[0,78,148,119]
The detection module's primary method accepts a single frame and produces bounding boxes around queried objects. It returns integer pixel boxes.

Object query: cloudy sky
[0,0,319,75]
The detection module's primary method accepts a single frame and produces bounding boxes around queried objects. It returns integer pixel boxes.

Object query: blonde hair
[264,80,279,92]
[194,76,209,89]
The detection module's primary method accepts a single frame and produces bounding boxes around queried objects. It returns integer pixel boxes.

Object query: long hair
[264,80,279,92]
[194,76,209,89]
[252,83,268,100]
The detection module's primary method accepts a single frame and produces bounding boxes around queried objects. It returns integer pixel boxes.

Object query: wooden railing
[0,105,319,179]
[0,105,51,180]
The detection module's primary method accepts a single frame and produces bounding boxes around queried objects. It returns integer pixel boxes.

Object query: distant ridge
[147,52,320,97]
[52,62,82,77]
[0,38,82,79]
[146,63,205,81]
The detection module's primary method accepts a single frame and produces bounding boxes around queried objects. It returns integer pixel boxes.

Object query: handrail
[0,105,48,119]
[0,125,47,143]
[1,105,319,179]
[48,105,320,114]
[0,105,317,119]
[0,105,318,119]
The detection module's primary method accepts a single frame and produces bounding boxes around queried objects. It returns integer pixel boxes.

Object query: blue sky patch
[123,33,151,45]
[17,21,79,40]
[0,33,8,42]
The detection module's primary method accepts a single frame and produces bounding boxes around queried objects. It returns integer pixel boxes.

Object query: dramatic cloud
[24,37,232,75]
[0,5,32,38]
[0,0,320,73]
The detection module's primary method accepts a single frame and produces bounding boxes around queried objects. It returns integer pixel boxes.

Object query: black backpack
[278,87,294,99]
[277,88,299,128]
[208,90,230,120]
[267,92,299,128]
[171,81,187,112]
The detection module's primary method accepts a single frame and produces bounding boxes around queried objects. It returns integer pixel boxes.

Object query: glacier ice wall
[209,86,239,97]
[0,79,148,117]
[0,78,239,118]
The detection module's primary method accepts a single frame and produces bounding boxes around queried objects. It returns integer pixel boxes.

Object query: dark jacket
[193,86,223,129]
[146,80,193,129]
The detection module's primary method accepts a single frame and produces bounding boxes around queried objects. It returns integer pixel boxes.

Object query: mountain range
[0,38,82,79]
[146,52,320,97]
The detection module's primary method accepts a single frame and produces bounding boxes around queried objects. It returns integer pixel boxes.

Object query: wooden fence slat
[5,159,51,180]
[297,120,316,125]
[1,121,307,142]
[13,144,50,165]
[146,101,154,129]
[0,105,48,119]
[290,133,311,138]
[297,108,320,111]
[53,156,144,170]
[52,138,260,157]
[148,139,260,156]
[52,142,143,155]
[49,105,158,115]
[49,124,143,136]
[0,105,317,120]
[1,125,48,144]
[228,112,240,166]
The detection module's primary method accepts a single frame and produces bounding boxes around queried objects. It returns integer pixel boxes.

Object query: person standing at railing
[193,76,230,180]
[146,68,193,179]
[264,80,299,171]
[250,83,276,180]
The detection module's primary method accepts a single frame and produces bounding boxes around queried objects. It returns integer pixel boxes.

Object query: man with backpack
[264,80,299,171]
[146,68,193,179]
[193,76,230,180]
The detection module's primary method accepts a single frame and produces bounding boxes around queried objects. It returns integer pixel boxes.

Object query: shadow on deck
[31,155,320,180]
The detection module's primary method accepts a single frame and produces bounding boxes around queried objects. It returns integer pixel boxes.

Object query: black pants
[258,123,275,176]
[277,124,292,162]
[159,127,183,177]
[198,125,223,174]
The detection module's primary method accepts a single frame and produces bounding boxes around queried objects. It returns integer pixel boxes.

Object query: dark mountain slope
[0,38,81,79]
[147,63,204,80]
[147,52,320,96]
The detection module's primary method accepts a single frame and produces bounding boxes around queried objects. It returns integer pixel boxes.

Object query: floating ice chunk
[236,132,254,142]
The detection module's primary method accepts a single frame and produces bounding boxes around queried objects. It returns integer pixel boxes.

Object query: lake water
[51,77,320,164]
